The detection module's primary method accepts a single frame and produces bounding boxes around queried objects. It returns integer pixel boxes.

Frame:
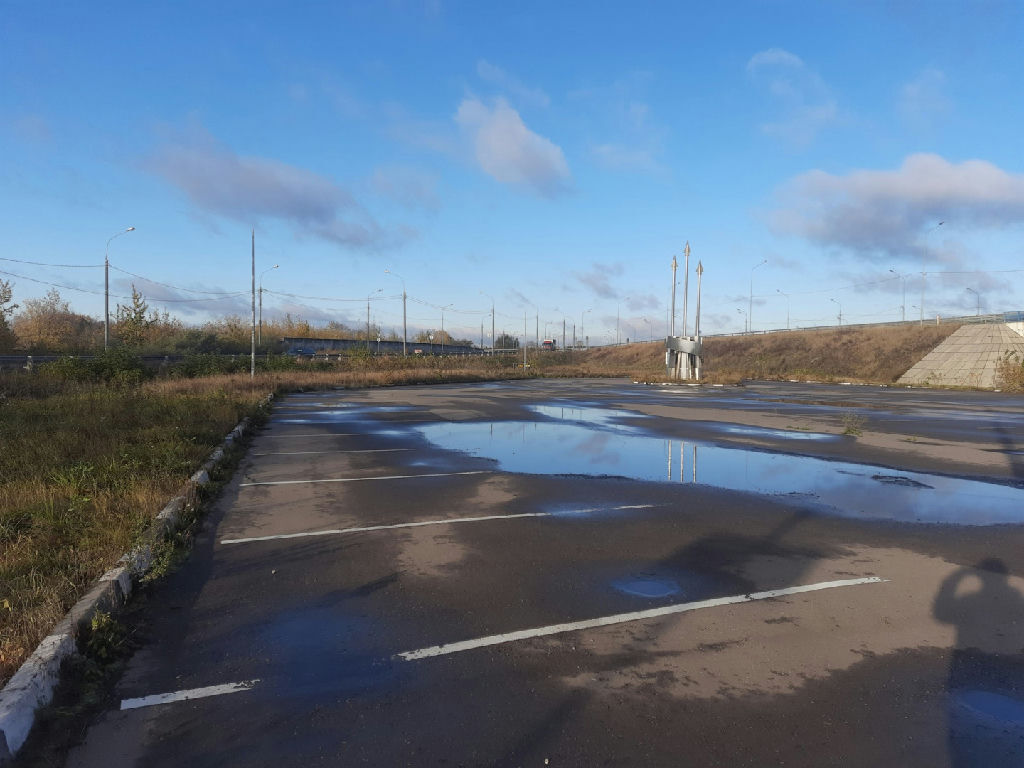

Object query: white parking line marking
[397,577,887,661]
[120,680,260,711]
[239,470,490,487]
[219,504,656,545]
[260,433,358,438]
[252,449,412,456]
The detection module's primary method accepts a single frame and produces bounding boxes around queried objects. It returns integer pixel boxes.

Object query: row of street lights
[103,225,982,354]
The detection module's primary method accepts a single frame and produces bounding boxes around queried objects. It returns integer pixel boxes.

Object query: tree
[495,333,519,350]
[12,288,100,352]
[115,284,151,348]
[0,279,17,351]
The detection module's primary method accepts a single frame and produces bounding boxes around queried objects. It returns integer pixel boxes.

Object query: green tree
[495,333,519,350]
[115,284,151,348]
[0,278,17,351]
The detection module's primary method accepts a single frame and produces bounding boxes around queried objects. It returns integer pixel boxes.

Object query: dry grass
[0,358,532,685]
[582,325,963,385]
[997,352,1024,391]
[0,326,963,684]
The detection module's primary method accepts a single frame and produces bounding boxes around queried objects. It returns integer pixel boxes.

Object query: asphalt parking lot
[57,379,1024,767]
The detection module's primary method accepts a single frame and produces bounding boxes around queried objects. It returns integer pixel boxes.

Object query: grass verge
[0,357,534,686]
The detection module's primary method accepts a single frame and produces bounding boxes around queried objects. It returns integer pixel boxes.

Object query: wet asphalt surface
[53,379,1024,767]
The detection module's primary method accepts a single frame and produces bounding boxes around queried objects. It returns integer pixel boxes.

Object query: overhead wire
[0,256,103,268]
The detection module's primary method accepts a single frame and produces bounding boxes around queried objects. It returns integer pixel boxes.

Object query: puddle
[530,403,647,431]
[953,690,1024,728]
[415,420,1024,525]
[257,607,398,696]
[706,423,838,442]
[611,575,681,598]
[276,405,415,425]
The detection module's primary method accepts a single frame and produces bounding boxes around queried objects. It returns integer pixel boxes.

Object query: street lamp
[777,289,790,330]
[966,287,980,317]
[736,307,746,333]
[889,269,907,322]
[581,308,592,349]
[749,258,767,334]
[440,303,452,353]
[921,221,945,325]
[479,291,495,355]
[384,269,407,356]
[104,226,135,350]
[366,288,382,352]
[616,296,630,345]
[258,264,279,346]
[830,297,842,327]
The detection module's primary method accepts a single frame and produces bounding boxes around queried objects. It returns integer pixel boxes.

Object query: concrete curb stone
[0,398,270,763]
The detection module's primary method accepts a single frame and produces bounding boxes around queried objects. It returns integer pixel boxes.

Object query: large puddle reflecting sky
[416,405,1024,526]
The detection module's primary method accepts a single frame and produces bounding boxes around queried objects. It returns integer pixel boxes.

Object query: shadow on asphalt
[934,559,1024,767]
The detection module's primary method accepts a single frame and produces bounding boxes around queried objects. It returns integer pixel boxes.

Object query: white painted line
[397,577,887,661]
[252,449,412,456]
[120,680,260,711]
[240,470,490,487]
[219,504,657,545]
[260,433,358,438]
[222,513,547,544]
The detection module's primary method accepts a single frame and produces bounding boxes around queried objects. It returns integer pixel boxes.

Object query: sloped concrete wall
[897,325,1024,389]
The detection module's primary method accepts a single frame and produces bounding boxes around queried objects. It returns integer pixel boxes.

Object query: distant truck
[541,339,557,350]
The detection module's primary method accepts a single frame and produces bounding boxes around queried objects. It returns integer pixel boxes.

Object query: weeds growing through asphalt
[841,411,867,437]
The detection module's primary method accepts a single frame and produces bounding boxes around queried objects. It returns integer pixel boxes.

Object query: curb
[0,401,267,763]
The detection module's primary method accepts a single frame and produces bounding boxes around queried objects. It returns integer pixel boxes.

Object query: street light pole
[581,308,591,349]
[441,304,452,353]
[777,289,790,330]
[889,269,906,322]
[104,226,135,350]
[480,291,495,355]
[384,269,407,356]
[966,287,979,317]
[749,258,767,334]
[366,288,382,352]
[922,221,945,325]
[250,229,256,379]
[258,264,279,346]
[830,297,842,327]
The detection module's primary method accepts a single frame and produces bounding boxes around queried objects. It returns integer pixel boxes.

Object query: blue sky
[2,0,1023,343]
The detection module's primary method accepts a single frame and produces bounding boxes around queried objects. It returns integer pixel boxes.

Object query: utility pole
[670,254,678,336]
[104,226,135,350]
[250,228,256,380]
[562,318,566,350]
[695,261,704,338]
[682,242,690,336]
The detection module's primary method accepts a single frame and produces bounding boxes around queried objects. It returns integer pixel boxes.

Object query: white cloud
[770,153,1024,261]
[591,143,659,173]
[898,68,951,127]
[573,262,625,299]
[147,126,406,250]
[746,47,837,146]
[455,97,571,197]
[476,60,550,108]
[368,166,440,211]
[571,73,666,174]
